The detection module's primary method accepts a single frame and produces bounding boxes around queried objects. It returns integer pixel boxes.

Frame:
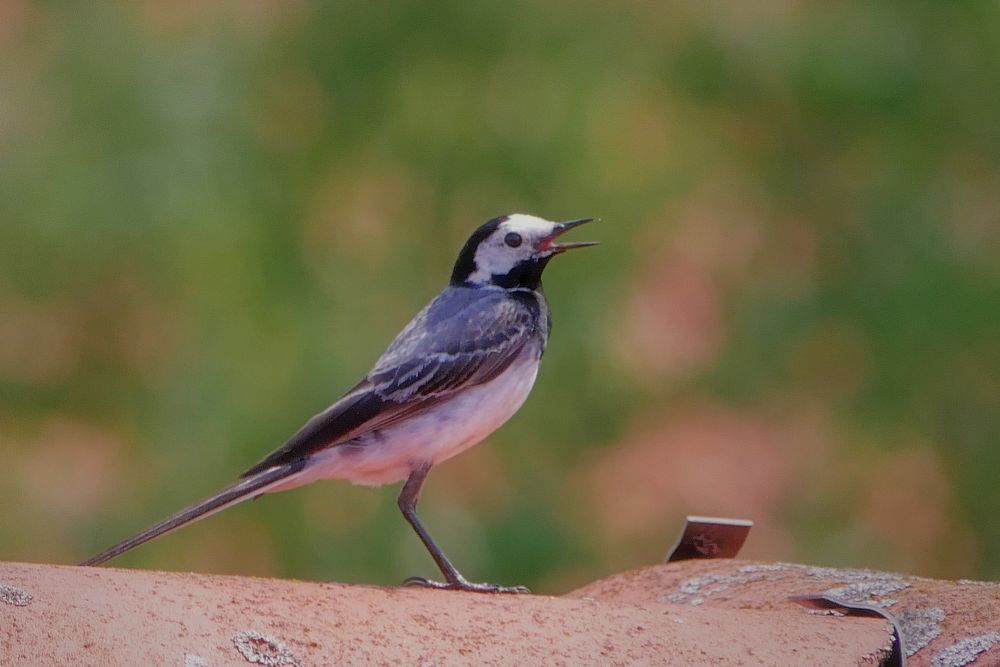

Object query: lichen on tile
[737,563,789,574]
[931,632,1000,667]
[233,630,299,667]
[821,579,909,608]
[0,583,32,606]
[897,607,945,657]
[662,571,773,604]
[665,562,913,607]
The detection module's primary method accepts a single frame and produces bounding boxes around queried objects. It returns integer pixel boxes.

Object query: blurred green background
[2,1,999,591]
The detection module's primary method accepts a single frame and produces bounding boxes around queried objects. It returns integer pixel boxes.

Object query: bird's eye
[504,232,523,248]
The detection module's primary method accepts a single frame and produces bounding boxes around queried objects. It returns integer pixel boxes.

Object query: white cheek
[468,243,519,283]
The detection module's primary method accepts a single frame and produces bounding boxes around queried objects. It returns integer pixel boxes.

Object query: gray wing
[242,288,542,476]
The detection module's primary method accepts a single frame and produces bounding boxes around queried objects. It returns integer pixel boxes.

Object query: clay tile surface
[569,559,1000,666]
[0,561,900,666]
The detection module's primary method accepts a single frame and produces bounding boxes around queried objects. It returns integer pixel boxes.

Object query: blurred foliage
[1,1,999,589]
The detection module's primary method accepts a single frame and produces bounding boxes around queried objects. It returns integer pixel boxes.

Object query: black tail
[80,461,305,567]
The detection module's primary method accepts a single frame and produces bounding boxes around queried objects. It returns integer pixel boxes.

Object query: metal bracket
[665,516,753,562]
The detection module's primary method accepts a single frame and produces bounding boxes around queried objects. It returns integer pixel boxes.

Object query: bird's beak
[537,217,599,254]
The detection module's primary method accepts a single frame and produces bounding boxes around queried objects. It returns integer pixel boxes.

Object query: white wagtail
[81,214,596,593]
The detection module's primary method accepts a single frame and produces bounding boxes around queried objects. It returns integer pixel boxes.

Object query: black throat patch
[489,256,553,290]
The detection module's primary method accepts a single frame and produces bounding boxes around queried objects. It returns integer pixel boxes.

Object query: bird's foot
[403,575,529,594]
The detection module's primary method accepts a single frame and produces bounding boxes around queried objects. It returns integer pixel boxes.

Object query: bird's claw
[403,575,529,594]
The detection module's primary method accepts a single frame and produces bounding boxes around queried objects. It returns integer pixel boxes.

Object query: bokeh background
[2,1,999,591]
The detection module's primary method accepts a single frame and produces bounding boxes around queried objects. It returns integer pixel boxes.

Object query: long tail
[80,460,306,567]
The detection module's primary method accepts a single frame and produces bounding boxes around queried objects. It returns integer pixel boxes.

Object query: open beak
[537,217,599,254]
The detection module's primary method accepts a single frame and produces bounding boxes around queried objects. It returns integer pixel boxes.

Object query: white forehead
[499,214,558,236]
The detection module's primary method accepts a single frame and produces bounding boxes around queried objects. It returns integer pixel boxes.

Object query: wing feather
[241,288,541,477]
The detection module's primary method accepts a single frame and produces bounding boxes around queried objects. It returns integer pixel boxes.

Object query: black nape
[450,216,508,286]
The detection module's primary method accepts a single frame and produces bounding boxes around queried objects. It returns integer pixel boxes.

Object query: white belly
[274,350,540,489]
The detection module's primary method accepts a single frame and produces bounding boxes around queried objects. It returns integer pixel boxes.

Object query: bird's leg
[397,463,528,594]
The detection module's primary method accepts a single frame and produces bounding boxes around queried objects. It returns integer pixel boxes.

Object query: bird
[80,213,597,593]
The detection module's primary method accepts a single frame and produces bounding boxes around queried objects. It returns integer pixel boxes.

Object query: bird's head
[450,214,597,290]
